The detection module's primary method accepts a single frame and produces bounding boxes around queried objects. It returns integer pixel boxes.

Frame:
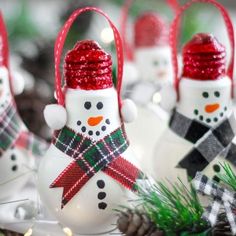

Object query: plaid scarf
[169,110,236,178]
[51,124,144,208]
[193,172,236,235]
[0,102,48,157]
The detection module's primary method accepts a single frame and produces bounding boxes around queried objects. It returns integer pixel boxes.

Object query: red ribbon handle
[0,12,9,70]
[170,0,235,99]
[120,0,134,61]
[55,7,124,108]
[120,0,180,61]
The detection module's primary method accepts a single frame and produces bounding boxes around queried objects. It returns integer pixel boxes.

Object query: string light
[100,27,114,44]
[24,228,33,236]
[63,227,73,236]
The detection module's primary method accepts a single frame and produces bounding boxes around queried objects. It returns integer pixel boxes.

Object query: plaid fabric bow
[51,124,144,208]
[0,102,48,156]
[170,110,236,178]
[193,172,236,235]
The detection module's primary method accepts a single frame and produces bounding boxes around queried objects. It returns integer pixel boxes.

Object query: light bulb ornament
[170,0,235,177]
[39,7,145,234]
[0,12,48,200]
[151,0,236,185]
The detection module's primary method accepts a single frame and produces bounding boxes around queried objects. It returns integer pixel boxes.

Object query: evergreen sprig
[217,162,236,191]
[137,179,208,235]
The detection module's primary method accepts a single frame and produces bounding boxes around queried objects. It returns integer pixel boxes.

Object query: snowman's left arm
[11,71,25,95]
[121,99,137,123]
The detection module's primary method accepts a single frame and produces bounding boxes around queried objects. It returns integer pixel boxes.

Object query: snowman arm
[11,71,25,95]
[44,104,67,130]
[121,99,137,123]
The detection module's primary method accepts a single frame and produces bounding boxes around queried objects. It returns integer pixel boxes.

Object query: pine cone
[212,212,232,236]
[117,209,164,236]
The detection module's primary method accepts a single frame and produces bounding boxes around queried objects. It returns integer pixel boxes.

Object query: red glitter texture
[134,12,169,48]
[182,33,226,81]
[64,40,113,90]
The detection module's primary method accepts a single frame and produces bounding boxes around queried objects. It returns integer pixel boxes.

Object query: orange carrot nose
[87,116,103,126]
[205,103,220,113]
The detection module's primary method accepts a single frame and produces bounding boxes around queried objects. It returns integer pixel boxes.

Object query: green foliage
[138,179,208,235]
[217,162,236,191]
[6,0,40,43]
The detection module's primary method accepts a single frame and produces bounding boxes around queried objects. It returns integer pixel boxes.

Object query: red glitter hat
[134,12,169,48]
[182,33,226,81]
[64,40,113,90]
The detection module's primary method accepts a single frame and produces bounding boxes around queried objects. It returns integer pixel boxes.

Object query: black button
[77,120,81,126]
[11,154,16,161]
[97,180,105,189]
[213,164,220,173]
[88,130,93,136]
[12,165,18,171]
[81,126,86,132]
[98,192,106,200]
[96,131,100,136]
[213,176,220,183]
[105,119,110,125]
[98,202,107,210]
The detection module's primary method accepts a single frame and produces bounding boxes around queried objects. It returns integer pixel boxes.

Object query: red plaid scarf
[0,101,48,156]
[51,125,144,208]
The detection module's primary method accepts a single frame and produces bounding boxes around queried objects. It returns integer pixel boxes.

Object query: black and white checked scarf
[169,110,236,178]
[193,172,236,235]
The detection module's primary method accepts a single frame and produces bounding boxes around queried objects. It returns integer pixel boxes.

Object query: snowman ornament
[125,12,176,111]
[38,38,144,235]
[151,33,236,184]
[0,13,47,200]
[123,12,176,172]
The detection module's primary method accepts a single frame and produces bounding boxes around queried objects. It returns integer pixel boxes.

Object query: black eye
[84,102,91,110]
[153,60,159,66]
[214,91,220,97]
[96,102,103,110]
[163,60,168,66]
[202,92,209,98]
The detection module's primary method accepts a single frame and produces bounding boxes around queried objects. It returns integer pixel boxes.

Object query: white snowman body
[38,87,137,234]
[151,76,235,184]
[0,67,33,200]
[125,45,175,173]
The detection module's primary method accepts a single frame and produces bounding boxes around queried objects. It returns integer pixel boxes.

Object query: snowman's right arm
[44,104,67,130]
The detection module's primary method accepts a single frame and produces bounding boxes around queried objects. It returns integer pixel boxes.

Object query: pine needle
[137,179,208,234]
[217,162,236,191]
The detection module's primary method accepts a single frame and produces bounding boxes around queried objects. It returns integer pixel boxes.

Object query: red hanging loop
[170,0,235,99]
[0,11,14,95]
[120,0,134,61]
[54,7,124,109]
[0,12,9,69]
[120,0,180,61]
[167,0,180,14]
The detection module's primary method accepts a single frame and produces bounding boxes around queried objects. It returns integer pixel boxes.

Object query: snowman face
[134,46,173,83]
[177,76,232,126]
[0,67,11,112]
[65,87,121,140]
